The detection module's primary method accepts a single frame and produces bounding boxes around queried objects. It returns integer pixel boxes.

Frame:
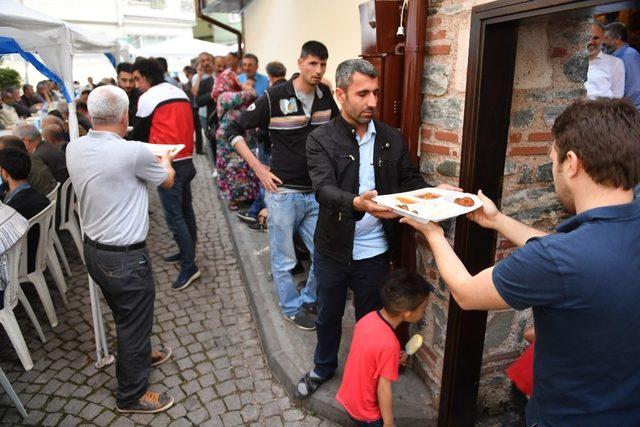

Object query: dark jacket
[306,116,431,263]
[226,76,339,190]
[195,76,215,119]
[6,187,50,272]
[127,88,142,125]
[34,141,68,183]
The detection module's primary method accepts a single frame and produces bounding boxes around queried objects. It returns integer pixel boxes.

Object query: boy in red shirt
[336,270,432,426]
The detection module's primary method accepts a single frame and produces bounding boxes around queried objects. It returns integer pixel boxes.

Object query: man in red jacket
[131,58,200,291]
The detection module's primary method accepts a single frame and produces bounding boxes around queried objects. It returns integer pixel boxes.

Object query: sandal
[294,371,328,399]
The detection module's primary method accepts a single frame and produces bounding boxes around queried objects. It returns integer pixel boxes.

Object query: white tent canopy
[0,0,120,138]
[134,35,234,73]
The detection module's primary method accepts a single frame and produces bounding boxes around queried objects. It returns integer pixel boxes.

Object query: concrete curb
[218,193,436,426]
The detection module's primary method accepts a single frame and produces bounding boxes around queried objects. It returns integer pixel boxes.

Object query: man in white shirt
[586,23,625,99]
[67,85,177,414]
[0,88,19,129]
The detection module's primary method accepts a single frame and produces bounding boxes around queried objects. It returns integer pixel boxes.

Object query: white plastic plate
[146,143,185,157]
[373,187,482,223]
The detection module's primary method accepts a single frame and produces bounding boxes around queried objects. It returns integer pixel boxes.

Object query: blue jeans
[247,143,271,218]
[313,250,390,379]
[264,191,318,316]
[157,159,197,273]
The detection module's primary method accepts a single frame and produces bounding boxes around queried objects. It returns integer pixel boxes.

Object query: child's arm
[377,377,394,426]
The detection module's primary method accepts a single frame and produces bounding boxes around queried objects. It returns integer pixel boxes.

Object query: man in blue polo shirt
[402,98,640,426]
[238,53,269,97]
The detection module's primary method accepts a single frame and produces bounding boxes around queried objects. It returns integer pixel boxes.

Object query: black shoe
[284,310,316,331]
[236,210,258,224]
[302,302,318,315]
[248,221,266,232]
[163,253,181,264]
[294,371,329,400]
[172,267,201,291]
[116,391,174,414]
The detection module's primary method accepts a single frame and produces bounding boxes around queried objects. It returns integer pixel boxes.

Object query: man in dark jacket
[226,41,340,330]
[14,124,68,183]
[296,58,456,398]
[0,148,50,273]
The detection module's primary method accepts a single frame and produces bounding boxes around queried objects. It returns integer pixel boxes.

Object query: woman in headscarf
[211,68,260,211]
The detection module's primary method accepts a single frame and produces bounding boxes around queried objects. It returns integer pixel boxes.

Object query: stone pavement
[0,155,335,426]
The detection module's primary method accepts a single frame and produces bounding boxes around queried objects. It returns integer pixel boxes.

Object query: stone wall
[410,0,590,415]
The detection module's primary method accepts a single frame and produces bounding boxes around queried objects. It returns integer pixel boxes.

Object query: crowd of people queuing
[0,16,639,426]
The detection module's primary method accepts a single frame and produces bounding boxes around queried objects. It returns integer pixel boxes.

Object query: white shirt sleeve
[611,56,626,99]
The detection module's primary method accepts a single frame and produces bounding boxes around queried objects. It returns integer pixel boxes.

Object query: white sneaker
[211,170,219,179]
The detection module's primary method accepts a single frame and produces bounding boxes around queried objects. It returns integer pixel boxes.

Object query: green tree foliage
[0,68,21,89]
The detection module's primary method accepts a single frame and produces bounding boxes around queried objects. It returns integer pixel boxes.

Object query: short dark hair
[81,89,91,95]
[48,110,63,120]
[243,53,259,64]
[227,51,238,58]
[22,84,32,93]
[266,61,286,79]
[0,135,27,152]
[76,100,88,113]
[300,40,329,60]
[183,66,196,74]
[552,98,640,190]
[132,58,165,87]
[380,270,433,316]
[0,148,31,181]
[156,57,169,72]
[116,62,133,75]
[605,22,628,42]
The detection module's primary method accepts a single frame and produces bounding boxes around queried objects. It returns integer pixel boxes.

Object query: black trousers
[192,107,202,153]
[84,242,155,407]
[313,250,390,379]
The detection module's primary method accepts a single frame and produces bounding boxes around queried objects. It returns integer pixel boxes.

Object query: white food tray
[146,143,185,157]
[373,187,482,223]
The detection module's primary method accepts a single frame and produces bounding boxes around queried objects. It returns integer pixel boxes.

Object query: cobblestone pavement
[0,155,335,427]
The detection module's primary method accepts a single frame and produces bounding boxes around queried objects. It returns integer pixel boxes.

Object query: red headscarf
[211,68,242,102]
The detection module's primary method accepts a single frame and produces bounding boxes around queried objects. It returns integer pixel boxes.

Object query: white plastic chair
[46,183,72,278]
[0,238,47,372]
[0,367,28,419]
[58,177,84,265]
[42,191,68,306]
[18,203,59,328]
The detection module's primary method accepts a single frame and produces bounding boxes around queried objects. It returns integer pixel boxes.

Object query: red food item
[454,197,475,207]
[397,204,409,210]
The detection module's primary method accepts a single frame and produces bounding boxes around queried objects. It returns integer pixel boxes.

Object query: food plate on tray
[373,187,482,223]
[146,143,185,157]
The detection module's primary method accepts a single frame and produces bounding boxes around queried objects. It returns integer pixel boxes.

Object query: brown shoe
[116,391,174,414]
[151,346,172,367]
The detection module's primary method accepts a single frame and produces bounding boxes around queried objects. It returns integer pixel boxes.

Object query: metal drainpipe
[194,0,243,57]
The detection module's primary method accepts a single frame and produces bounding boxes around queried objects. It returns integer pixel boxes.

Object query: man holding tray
[68,85,177,413]
[402,99,640,425]
[297,58,457,398]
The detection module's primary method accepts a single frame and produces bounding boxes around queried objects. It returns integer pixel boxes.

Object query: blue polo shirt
[613,44,640,109]
[238,73,269,97]
[493,196,640,426]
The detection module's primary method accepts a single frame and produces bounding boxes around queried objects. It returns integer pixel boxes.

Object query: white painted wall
[242,0,365,89]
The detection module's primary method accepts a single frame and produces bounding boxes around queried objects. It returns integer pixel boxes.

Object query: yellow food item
[405,334,424,355]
